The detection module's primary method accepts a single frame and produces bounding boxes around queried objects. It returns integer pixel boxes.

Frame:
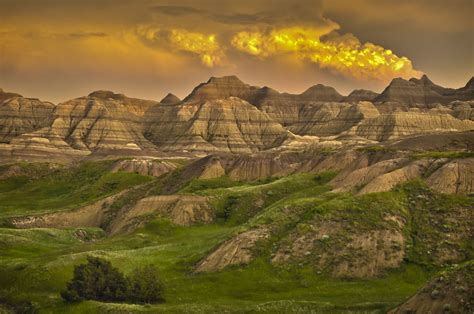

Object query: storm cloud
[0,0,471,103]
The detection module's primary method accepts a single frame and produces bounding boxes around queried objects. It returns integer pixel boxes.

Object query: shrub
[127,265,165,303]
[61,256,127,302]
[61,257,165,304]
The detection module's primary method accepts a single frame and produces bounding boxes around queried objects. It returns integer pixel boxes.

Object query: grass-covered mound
[0,161,152,219]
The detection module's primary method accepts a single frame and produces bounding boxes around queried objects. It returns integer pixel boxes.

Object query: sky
[0,0,472,103]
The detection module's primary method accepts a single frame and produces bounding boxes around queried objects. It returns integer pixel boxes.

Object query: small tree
[61,256,127,302]
[127,265,165,304]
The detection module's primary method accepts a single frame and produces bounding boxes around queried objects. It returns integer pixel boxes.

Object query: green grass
[178,176,246,194]
[410,150,474,159]
[0,161,152,219]
[193,173,336,226]
[0,161,471,313]
[357,145,395,153]
[0,221,431,313]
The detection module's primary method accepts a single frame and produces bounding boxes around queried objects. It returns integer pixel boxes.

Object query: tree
[61,257,165,304]
[61,256,127,302]
[127,265,165,304]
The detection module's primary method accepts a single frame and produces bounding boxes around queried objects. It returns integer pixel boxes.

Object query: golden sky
[0,0,472,103]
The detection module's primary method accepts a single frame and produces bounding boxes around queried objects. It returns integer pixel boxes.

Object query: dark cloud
[69,32,108,39]
[0,0,471,102]
[148,0,329,28]
[211,13,264,25]
[151,5,202,16]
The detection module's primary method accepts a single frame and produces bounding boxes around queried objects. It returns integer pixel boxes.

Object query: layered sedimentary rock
[110,159,176,177]
[354,112,474,141]
[49,92,157,152]
[11,191,213,235]
[375,77,446,105]
[289,101,380,136]
[0,95,55,143]
[388,131,474,151]
[183,76,260,103]
[375,75,474,105]
[0,88,22,103]
[145,97,289,153]
[426,158,474,194]
[108,195,214,234]
[1,75,474,163]
[181,76,348,127]
[87,90,156,116]
[160,93,181,105]
[0,90,163,161]
[331,158,409,193]
[450,100,474,120]
[357,159,430,194]
[0,128,88,164]
[10,192,127,229]
[195,227,270,272]
[299,84,344,102]
[345,89,379,102]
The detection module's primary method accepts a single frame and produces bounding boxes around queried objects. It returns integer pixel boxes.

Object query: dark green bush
[61,256,127,302]
[61,257,164,304]
[126,265,165,303]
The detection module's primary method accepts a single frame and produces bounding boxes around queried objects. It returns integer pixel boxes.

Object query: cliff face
[145,97,289,153]
[354,112,474,141]
[288,101,381,136]
[0,96,55,143]
[49,94,156,152]
[0,91,161,163]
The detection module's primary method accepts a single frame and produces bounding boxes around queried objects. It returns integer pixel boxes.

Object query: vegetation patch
[62,256,164,304]
[0,161,152,218]
[410,150,474,159]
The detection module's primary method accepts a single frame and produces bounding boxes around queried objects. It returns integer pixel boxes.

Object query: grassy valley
[1,157,471,313]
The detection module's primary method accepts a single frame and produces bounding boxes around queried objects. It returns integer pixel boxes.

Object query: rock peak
[183,75,256,103]
[346,89,379,102]
[207,75,245,85]
[420,74,433,85]
[88,90,125,99]
[389,77,411,85]
[463,77,474,89]
[300,84,343,101]
[160,93,181,105]
[0,88,23,102]
[410,74,434,86]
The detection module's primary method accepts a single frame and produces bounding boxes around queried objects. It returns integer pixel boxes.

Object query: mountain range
[1,75,472,163]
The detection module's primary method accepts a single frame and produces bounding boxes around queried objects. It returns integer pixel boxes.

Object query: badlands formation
[0,74,473,161]
[1,75,473,312]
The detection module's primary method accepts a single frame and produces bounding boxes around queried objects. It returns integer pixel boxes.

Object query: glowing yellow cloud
[136,26,223,67]
[169,29,223,67]
[232,27,420,80]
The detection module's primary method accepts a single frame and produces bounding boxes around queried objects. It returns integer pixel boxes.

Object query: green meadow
[1,160,471,313]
